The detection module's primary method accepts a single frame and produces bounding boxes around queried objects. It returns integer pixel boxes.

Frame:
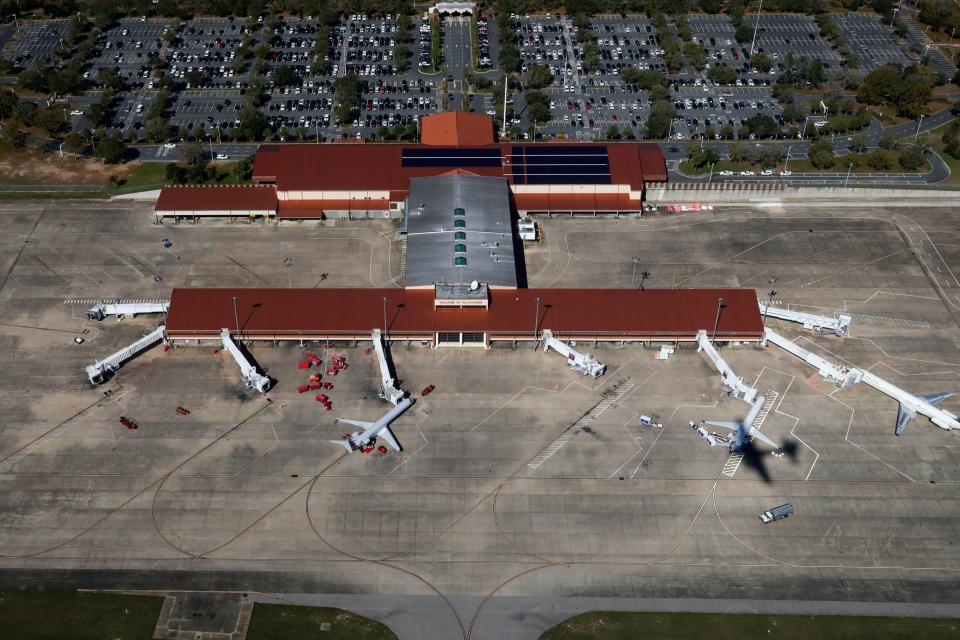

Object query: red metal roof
[165,287,762,340]
[420,111,495,146]
[155,185,279,212]
[266,142,664,193]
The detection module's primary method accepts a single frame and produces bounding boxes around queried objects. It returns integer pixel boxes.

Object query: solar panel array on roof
[402,147,503,168]
[507,145,611,185]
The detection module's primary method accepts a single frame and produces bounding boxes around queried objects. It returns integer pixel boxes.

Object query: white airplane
[330,396,414,453]
[703,394,779,454]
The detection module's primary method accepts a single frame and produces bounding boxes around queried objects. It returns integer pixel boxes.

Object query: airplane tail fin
[377,425,402,452]
[329,439,354,453]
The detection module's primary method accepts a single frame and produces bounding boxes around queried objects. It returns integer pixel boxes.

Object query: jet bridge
[219,328,271,393]
[696,330,758,403]
[85,325,166,385]
[765,328,959,435]
[759,301,852,337]
[542,329,606,377]
[87,300,170,321]
[372,329,406,405]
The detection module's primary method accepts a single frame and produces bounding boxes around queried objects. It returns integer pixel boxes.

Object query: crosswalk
[852,313,929,329]
[528,380,634,470]
[63,298,167,305]
[723,391,778,478]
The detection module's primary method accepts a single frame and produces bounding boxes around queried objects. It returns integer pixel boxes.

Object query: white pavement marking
[528,381,634,470]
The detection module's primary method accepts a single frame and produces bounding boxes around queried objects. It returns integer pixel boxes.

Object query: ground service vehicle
[759,503,794,524]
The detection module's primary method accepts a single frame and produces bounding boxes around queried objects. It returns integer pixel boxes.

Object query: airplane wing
[377,425,402,452]
[328,439,354,453]
[336,418,375,429]
[749,427,778,450]
[920,391,956,406]
[704,420,741,432]
[895,404,916,436]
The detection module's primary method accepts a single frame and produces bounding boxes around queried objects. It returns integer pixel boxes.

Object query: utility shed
[154,185,278,220]
[404,173,518,289]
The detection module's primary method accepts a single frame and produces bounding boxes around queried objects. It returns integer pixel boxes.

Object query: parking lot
[4,19,69,68]
[0,10,922,144]
[835,11,914,71]
[89,18,170,88]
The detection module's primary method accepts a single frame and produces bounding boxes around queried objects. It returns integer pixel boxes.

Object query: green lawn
[0,191,108,199]
[910,121,960,188]
[0,590,163,640]
[541,612,960,640]
[246,603,397,640]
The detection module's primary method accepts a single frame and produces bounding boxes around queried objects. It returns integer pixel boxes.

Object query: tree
[333,74,360,125]
[684,42,707,71]
[0,89,16,119]
[729,142,748,162]
[859,64,934,118]
[743,114,780,138]
[866,149,894,170]
[13,100,37,127]
[1,126,26,147]
[782,102,806,124]
[687,146,719,168]
[98,68,127,93]
[899,146,926,170]
[179,141,207,166]
[879,133,898,150]
[809,139,835,169]
[93,132,127,164]
[63,131,87,153]
[145,117,172,143]
[526,90,551,124]
[237,105,268,140]
[37,108,66,136]
[620,68,669,100]
[606,124,622,140]
[645,99,675,139]
[751,52,774,73]
[272,64,297,88]
[849,133,868,153]
[525,65,553,90]
[720,123,735,139]
[707,64,737,85]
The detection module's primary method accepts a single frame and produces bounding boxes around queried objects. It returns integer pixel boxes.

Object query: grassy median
[0,590,163,640]
[541,611,960,640]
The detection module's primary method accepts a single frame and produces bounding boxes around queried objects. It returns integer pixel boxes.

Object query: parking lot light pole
[382,296,388,340]
[749,0,763,57]
[761,277,777,345]
[711,297,725,343]
[533,296,541,349]
[630,257,639,287]
[915,114,924,140]
[231,295,240,337]
[844,162,854,188]
[784,145,792,172]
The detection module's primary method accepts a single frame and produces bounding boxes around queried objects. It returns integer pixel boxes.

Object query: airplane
[702,394,779,454]
[329,396,414,454]
[895,391,958,436]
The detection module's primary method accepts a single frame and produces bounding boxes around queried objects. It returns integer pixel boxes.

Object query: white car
[739,170,755,176]
[163,143,177,149]
[761,169,774,176]
[718,170,734,176]
[215,153,229,160]
[779,170,793,176]
[69,109,84,116]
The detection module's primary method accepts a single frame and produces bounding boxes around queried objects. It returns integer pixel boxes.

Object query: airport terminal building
[154,111,667,222]
[155,112,761,348]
